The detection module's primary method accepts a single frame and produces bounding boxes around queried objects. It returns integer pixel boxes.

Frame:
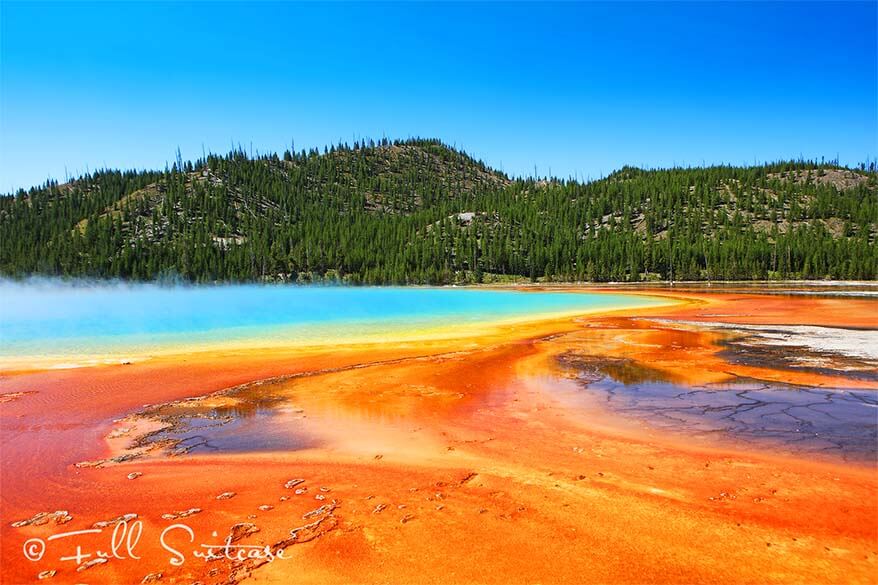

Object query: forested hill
[1,138,876,284]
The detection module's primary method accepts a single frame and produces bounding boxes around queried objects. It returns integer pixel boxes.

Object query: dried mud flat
[555,314,878,463]
[1,287,876,584]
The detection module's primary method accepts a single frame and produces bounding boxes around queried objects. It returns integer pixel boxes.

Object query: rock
[279,496,289,502]
[37,570,56,580]
[436,505,445,511]
[127,472,142,480]
[75,460,103,469]
[374,454,383,460]
[258,505,273,511]
[141,572,163,583]
[372,504,386,514]
[11,511,72,528]
[314,494,325,501]
[108,427,132,439]
[12,512,47,527]
[53,511,75,525]
[215,492,236,500]
[228,522,259,543]
[319,487,331,493]
[92,513,137,528]
[289,513,336,541]
[400,514,415,524]
[76,558,108,572]
[75,453,140,469]
[0,391,35,404]
[459,472,478,485]
[302,501,337,520]
[161,508,200,520]
[284,479,305,489]
[294,488,307,495]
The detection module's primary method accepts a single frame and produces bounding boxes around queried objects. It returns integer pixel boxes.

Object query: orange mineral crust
[1,289,876,584]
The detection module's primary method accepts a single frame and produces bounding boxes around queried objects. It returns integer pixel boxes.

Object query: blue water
[0,282,664,360]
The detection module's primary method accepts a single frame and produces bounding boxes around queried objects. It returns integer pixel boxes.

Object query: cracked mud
[559,353,877,463]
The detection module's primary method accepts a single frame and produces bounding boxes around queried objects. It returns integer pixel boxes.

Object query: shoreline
[4,283,877,374]
[0,289,677,374]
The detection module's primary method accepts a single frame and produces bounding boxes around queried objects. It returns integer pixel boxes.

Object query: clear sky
[1,1,875,192]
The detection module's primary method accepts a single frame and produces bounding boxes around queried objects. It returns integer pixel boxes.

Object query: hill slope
[1,138,876,283]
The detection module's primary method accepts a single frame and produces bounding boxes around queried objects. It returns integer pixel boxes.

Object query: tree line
[1,138,875,284]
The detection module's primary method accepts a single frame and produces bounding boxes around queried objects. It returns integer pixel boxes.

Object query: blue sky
[1,1,875,191]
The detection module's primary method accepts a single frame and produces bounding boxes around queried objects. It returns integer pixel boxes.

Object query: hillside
[1,138,876,284]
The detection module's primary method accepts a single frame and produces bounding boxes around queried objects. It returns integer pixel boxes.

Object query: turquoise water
[0,282,665,362]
